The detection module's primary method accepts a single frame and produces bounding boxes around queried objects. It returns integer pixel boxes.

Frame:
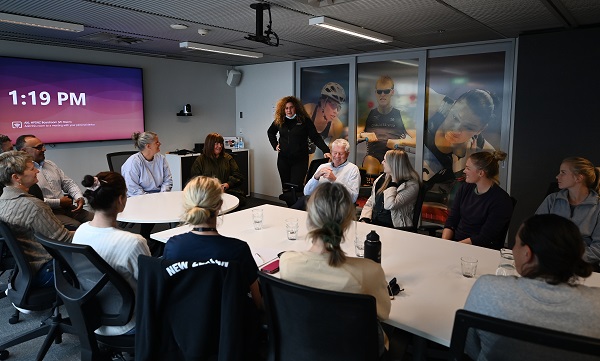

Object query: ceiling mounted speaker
[227,70,242,87]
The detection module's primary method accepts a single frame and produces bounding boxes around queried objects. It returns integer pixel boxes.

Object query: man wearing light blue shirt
[16,135,93,230]
[294,139,360,209]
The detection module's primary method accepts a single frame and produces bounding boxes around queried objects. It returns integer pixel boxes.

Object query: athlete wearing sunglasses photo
[357,75,410,175]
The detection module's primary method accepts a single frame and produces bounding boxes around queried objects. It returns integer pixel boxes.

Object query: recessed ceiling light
[0,12,84,32]
[170,24,188,30]
[308,16,392,43]
[180,41,263,58]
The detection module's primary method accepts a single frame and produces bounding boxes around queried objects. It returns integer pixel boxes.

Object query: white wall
[1,40,236,189]
[235,62,294,198]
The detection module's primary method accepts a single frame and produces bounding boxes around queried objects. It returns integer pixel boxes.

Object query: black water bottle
[364,230,381,263]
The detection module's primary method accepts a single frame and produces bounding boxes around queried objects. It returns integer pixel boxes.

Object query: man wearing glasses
[15,134,93,230]
[357,75,408,175]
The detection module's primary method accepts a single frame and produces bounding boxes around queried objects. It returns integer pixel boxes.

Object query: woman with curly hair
[280,182,390,354]
[267,96,331,192]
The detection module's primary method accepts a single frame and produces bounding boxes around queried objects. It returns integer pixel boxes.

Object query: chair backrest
[396,183,427,232]
[305,157,330,184]
[258,272,380,361]
[449,309,600,361]
[135,255,252,361]
[106,151,137,174]
[0,221,55,311]
[34,233,134,328]
[0,225,15,273]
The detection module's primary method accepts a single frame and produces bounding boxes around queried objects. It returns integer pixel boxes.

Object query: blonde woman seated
[163,176,261,309]
[464,214,600,361]
[359,149,420,228]
[536,157,600,267]
[280,182,391,354]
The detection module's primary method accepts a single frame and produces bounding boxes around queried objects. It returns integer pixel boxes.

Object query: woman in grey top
[464,214,600,361]
[536,157,600,267]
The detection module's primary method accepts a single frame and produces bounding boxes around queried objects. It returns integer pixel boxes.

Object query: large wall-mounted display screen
[0,56,144,144]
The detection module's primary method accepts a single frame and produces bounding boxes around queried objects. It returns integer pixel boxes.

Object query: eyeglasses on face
[376,89,392,95]
[28,144,45,150]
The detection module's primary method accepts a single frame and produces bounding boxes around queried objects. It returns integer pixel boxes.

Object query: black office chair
[106,151,137,174]
[0,185,43,302]
[279,157,329,207]
[0,221,75,361]
[135,255,257,360]
[395,183,427,233]
[0,227,15,301]
[35,233,135,361]
[449,309,600,361]
[258,272,380,361]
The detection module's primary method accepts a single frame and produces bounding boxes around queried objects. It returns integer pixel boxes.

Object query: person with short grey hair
[0,150,73,287]
[292,138,360,210]
[121,131,173,197]
[121,131,173,250]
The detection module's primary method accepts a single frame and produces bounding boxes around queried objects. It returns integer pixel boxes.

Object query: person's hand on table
[459,238,472,245]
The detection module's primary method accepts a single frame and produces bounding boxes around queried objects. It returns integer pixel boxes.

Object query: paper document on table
[252,247,280,267]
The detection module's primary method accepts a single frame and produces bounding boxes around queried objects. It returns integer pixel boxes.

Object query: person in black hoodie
[267,96,331,192]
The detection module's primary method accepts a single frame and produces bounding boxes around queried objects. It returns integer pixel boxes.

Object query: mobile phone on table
[261,259,280,274]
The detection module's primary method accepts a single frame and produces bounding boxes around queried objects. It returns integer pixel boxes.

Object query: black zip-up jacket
[267,116,330,158]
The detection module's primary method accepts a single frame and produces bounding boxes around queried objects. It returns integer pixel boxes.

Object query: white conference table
[117,191,239,223]
[150,204,600,348]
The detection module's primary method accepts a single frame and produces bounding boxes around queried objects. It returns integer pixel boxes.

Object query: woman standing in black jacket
[267,96,331,191]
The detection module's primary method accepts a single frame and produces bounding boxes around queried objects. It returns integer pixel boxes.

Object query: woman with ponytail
[442,150,513,249]
[536,157,600,267]
[74,171,150,336]
[163,176,262,309]
[279,182,391,354]
[464,214,600,360]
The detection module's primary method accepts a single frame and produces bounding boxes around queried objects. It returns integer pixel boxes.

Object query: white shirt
[34,160,83,208]
[303,161,361,202]
[73,222,150,335]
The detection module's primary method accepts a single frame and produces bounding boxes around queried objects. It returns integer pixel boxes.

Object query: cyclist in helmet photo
[304,82,346,159]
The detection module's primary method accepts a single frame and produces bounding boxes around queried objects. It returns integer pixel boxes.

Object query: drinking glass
[285,218,298,240]
[496,248,517,276]
[252,209,263,230]
[461,257,478,278]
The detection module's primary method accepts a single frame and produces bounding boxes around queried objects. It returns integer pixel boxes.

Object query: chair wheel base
[0,349,9,360]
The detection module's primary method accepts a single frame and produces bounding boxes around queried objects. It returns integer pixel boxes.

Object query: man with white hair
[293,138,360,210]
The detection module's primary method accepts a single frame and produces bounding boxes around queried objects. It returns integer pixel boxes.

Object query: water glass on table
[252,209,263,230]
[285,218,298,240]
[354,236,364,257]
[496,248,517,276]
[461,257,478,278]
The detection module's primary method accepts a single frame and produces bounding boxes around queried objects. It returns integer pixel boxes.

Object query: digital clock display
[0,56,144,144]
